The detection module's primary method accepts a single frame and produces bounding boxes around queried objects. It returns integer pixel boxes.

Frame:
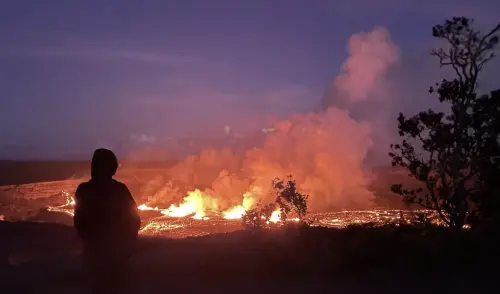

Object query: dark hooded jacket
[73,149,141,250]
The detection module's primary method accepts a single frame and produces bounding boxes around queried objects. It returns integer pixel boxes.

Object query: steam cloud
[131,26,401,212]
[334,27,400,103]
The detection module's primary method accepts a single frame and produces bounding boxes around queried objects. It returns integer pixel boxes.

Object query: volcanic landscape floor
[138,210,432,238]
[0,178,439,239]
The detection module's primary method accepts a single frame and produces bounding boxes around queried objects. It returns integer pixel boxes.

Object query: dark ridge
[0,161,89,185]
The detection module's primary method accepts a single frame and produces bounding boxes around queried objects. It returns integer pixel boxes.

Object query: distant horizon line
[0,158,178,163]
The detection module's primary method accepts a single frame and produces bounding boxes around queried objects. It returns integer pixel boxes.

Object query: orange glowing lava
[51,186,293,224]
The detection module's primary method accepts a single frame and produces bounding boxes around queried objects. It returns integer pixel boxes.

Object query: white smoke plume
[334,27,400,103]
[130,26,401,212]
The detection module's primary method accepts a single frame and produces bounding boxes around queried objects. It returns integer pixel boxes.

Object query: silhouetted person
[73,148,141,294]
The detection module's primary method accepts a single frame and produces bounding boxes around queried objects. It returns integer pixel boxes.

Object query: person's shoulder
[110,180,133,200]
[111,179,130,191]
[75,181,91,197]
[76,181,91,191]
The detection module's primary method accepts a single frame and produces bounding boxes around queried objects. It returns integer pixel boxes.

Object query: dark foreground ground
[2,221,500,294]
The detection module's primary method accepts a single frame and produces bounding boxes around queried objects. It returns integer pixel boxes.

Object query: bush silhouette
[242,176,309,231]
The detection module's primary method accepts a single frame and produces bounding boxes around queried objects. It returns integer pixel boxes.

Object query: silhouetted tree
[272,176,308,223]
[389,17,500,229]
[469,89,500,225]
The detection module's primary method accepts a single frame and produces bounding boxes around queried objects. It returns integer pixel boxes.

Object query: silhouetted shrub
[242,176,310,231]
[241,202,276,231]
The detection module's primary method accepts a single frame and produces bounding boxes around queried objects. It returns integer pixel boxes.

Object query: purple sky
[0,0,498,159]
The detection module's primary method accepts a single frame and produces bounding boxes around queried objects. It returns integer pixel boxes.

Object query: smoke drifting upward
[132,26,401,212]
[324,26,401,165]
[333,27,400,103]
[242,109,373,210]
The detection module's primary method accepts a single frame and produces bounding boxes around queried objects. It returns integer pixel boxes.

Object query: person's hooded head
[91,148,118,180]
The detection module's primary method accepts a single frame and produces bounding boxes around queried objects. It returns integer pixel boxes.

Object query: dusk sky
[0,0,498,160]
